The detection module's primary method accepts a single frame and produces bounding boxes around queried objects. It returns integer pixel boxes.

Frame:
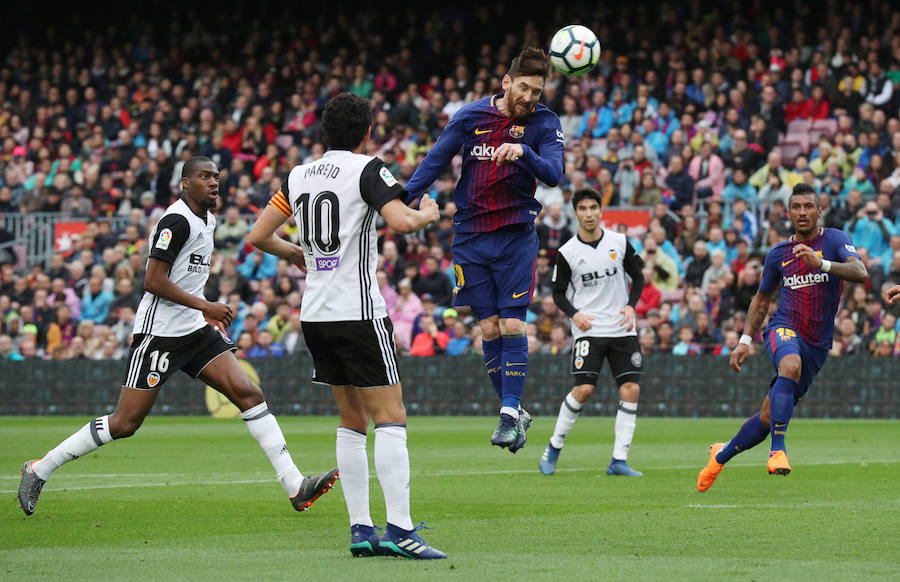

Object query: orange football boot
[768,450,792,475]
[696,442,725,492]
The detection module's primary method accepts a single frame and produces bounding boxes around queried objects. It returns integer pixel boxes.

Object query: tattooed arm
[729,289,773,373]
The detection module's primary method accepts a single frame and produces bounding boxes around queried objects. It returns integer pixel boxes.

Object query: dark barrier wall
[1,354,897,418]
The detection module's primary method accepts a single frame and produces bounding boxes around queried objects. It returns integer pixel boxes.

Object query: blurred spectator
[672,324,702,355]
[389,278,422,352]
[536,203,573,261]
[409,316,449,356]
[245,329,285,358]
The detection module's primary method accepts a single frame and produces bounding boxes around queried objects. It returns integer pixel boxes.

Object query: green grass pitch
[2,416,898,581]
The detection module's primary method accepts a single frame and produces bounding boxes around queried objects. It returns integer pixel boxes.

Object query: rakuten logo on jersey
[782,272,830,289]
[315,256,341,271]
[470,143,495,160]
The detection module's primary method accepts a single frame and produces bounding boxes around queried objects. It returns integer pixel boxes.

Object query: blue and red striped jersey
[759,227,862,349]
[405,94,564,233]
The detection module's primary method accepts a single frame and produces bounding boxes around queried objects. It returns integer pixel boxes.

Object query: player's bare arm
[791,244,868,283]
[729,289,772,373]
[245,205,307,273]
[380,196,439,233]
[143,257,233,326]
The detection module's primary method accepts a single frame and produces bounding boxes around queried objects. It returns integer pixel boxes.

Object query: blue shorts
[763,326,828,404]
[451,225,538,317]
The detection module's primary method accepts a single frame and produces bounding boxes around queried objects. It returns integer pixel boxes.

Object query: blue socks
[482,338,503,400]
[768,376,798,452]
[500,335,528,410]
[716,413,770,464]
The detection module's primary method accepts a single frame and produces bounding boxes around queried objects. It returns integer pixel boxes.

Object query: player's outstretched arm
[729,289,772,372]
[380,196,439,234]
[144,258,233,326]
[404,116,465,204]
[791,244,868,283]
[245,205,306,272]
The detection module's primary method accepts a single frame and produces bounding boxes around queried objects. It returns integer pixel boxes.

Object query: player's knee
[480,318,500,340]
[572,384,594,402]
[499,317,525,336]
[108,415,144,439]
[620,382,640,402]
[778,357,802,381]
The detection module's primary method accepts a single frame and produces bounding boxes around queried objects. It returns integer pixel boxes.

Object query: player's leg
[540,381,594,475]
[766,353,801,474]
[20,335,165,515]
[767,339,824,475]
[198,344,337,509]
[607,337,644,476]
[331,385,379,557]
[491,228,539,451]
[452,241,503,400]
[698,331,795,491]
[360,385,445,559]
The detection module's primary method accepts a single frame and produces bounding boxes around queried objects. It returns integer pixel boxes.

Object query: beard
[506,88,535,120]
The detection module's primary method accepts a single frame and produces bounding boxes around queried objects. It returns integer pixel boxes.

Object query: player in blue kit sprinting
[404,47,564,452]
[697,183,868,491]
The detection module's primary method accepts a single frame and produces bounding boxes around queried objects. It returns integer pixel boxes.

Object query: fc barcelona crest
[608,250,618,261]
[509,125,525,139]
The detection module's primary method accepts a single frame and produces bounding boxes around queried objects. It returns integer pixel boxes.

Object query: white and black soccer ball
[549,24,600,77]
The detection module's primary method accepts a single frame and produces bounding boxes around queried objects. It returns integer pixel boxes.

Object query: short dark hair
[182,156,215,179]
[322,92,372,151]
[789,182,819,204]
[572,188,603,208]
[507,47,551,80]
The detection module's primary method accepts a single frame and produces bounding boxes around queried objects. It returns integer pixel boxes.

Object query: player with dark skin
[728,190,867,426]
[104,160,257,438]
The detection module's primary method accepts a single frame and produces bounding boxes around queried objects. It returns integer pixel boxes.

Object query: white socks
[499,406,519,420]
[336,427,372,527]
[33,416,114,480]
[374,423,413,531]
[241,402,303,496]
[613,401,638,461]
[550,393,583,449]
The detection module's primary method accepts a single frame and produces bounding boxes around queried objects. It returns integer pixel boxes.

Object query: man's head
[181,156,219,211]
[502,47,551,120]
[322,92,372,151]
[788,182,821,236]
[572,188,603,234]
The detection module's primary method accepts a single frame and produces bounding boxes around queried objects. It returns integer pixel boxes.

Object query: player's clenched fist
[491,143,524,165]
[419,195,440,223]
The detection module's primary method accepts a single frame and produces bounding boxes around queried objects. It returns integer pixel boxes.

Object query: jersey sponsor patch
[156,228,173,250]
[315,256,341,271]
[379,166,398,187]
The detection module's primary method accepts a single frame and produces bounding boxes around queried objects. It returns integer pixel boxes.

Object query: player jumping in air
[18,157,338,516]
[404,47,565,452]
[540,188,646,477]
[247,93,445,559]
[697,183,867,491]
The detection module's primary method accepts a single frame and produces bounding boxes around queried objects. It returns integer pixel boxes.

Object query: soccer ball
[549,25,600,77]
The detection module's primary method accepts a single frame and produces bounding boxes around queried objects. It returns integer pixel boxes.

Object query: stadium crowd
[3,2,900,362]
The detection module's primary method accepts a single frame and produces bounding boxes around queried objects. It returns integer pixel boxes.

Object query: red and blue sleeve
[517,117,565,186]
[830,229,862,262]
[759,246,781,293]
[404,113,467,203]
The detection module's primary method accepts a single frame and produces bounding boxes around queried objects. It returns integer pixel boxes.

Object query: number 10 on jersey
[294,192,341,255]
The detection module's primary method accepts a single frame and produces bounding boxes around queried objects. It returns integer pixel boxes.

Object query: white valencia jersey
[275,150,404,322]
[133,198,214,336]
[555,230,635,339]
